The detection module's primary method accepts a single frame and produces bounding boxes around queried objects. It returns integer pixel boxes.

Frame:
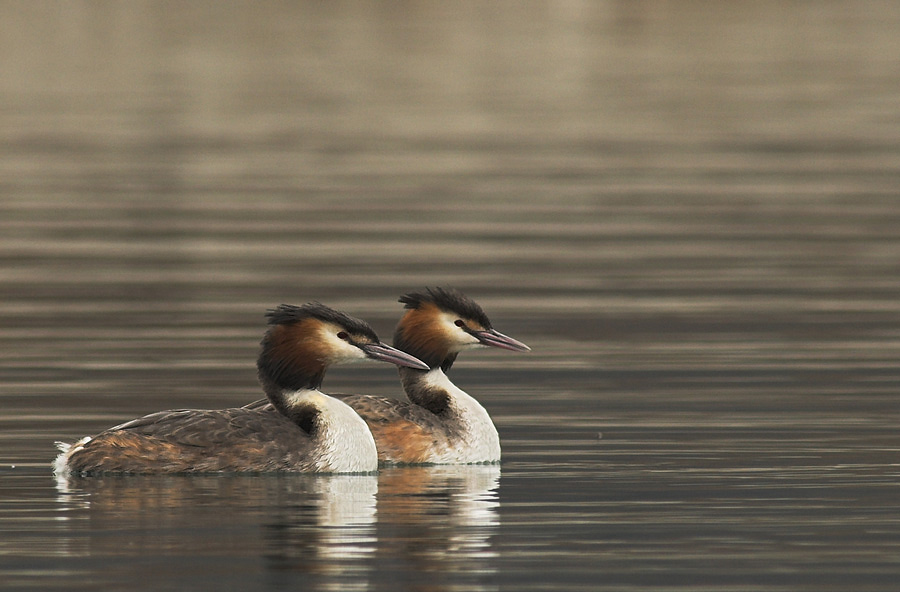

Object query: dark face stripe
[398,287,492,329]
[266,303,379,342]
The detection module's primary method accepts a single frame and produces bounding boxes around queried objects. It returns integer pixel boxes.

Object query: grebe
[54,303,429,475]
[341,288,530,464]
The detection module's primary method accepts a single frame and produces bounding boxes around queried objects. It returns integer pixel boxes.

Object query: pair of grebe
[55,288,529,474]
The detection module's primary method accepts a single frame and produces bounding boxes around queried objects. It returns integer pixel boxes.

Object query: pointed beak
[360,342,431,370]
[472,328,531,352]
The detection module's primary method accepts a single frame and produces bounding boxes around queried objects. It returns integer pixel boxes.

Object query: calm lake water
[2,2,899,590]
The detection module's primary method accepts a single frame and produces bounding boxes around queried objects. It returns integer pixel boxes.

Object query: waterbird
[243,289,526,464]
[340,288,530,464]
[54,303,430,475]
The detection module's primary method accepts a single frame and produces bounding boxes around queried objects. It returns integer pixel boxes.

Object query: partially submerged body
[54,303,428,475]
[250,288,530,465]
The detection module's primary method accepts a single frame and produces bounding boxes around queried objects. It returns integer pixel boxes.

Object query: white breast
[299,390,379,473]
[422,369,501,464]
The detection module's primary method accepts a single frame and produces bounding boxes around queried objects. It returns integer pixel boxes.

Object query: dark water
[2,2,899,590]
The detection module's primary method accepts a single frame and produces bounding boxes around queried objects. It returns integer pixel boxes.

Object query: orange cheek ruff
[266,320,326,380]
[368,420,441,464]
[396,304,452,362]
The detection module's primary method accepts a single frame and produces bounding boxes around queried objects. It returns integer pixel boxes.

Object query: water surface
[1,2,899,591]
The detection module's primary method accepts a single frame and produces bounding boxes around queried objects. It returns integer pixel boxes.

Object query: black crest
[265,303,379,342]
[398,287,492,329]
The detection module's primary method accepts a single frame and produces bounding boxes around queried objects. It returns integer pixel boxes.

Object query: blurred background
[3,0,900,463]
[1,2,900,589]
[3,1,899,410]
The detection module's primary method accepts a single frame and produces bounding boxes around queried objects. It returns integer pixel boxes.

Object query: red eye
[454,320,466,327]
[337,331,349,340]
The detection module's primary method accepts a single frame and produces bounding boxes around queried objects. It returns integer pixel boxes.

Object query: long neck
[257,341,326,428]
[258,353,378,472]
[393,328,459,414]
[398,366,489,421]
[258,374,321,432]
[257,322,326,398]
[399,366,501,462]
[398,367,452,415]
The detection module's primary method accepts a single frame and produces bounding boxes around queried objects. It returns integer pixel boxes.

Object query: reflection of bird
[339,288,530,464]
[54,303,429,475]
[373,465,501,584]
[53,473,380,577]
